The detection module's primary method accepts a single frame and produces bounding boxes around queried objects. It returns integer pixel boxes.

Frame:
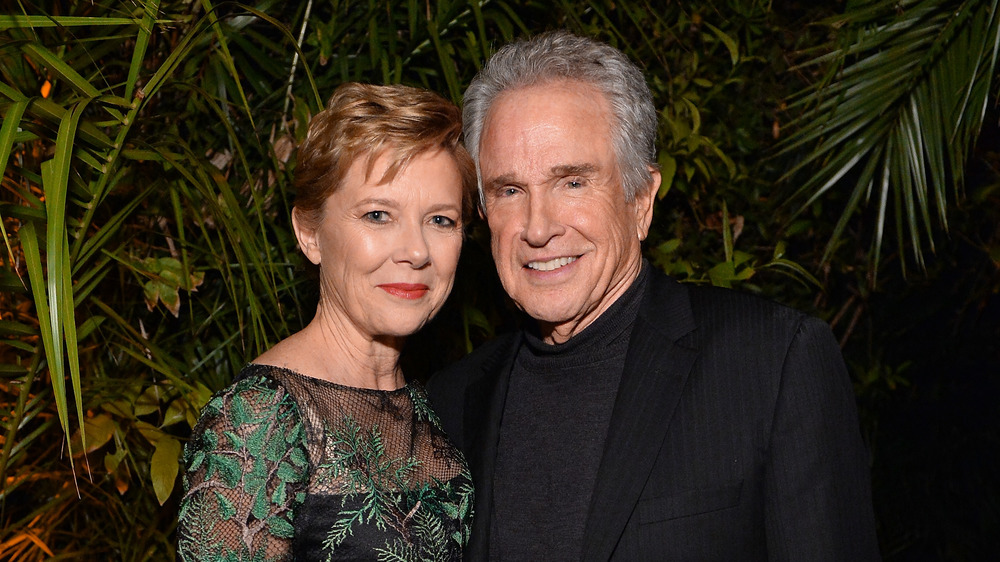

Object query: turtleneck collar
[520,261,650,367]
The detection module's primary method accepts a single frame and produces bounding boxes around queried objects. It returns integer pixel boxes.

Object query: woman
[177,83,476,561]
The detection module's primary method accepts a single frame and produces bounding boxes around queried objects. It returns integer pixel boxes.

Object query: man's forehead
[480,85,611,147]
[482,80,609,129]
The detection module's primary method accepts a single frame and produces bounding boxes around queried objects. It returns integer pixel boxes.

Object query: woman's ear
[292,207,322,265]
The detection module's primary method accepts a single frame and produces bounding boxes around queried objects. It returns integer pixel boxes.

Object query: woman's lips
[378,283,430,299]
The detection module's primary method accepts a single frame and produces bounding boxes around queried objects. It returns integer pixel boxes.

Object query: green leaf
[0,364,30,376]
[704,22,739,66]
[0,98,28,265]
[22,43,101,98]
[134,385,164,417]
[251,486,270,519]
[268,516,294,539]
[707,261,735,288]
[162,399,188,428]
[198,0,255,129]
[126,0,161,101]
[213,454,241,487]
[289,446,308,467]
[188,450,205,473]
[69,413,116,455]
[104,447,127,474]
[151,435,181,505]
[224,430,245,451]
[0,15,140,28]
[778,0,1000,277]
[271,480,287,505]
[276,460,304,483]
[657,152,677,200]
[135,420,166,446]
[0,320,36,337]
[216,490,236,519]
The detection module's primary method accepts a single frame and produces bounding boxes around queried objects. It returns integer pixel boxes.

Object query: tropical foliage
[778,0,1000,279]
[1,0,997,559]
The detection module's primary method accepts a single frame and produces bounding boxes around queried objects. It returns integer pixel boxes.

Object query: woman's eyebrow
[354,197,398,208]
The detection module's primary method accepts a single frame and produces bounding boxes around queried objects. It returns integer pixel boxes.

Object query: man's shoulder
[645,269,816,335]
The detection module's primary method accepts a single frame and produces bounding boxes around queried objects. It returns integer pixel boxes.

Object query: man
[428,30,880,561]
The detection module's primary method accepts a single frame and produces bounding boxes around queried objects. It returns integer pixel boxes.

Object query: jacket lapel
[582,274,699,562]
[463,333,521,561]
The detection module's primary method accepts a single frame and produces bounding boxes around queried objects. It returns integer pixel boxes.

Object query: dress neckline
[244,362,411,395]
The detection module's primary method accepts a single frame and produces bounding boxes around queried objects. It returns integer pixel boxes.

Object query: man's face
[479,80,657,343]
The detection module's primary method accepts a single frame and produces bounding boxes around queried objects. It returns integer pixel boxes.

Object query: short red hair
[293,82,476,228]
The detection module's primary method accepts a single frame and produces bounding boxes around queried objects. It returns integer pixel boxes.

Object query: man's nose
[522,194,564,247]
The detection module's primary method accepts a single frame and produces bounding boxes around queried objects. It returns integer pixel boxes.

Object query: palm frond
[777,0,1000,281]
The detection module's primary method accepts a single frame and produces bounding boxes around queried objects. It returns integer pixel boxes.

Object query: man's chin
[517,304,574,325]
[527,310,588,332]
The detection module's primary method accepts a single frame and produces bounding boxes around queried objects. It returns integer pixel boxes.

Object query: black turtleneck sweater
[490,265,650,561]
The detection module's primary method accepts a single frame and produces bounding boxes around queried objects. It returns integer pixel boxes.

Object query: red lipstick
[378,283,429,300]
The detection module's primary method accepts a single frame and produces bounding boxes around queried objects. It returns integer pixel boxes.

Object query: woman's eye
[431,215,457,228]
[363,210,388,222]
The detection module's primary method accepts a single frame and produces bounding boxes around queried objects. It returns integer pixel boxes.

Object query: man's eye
[567,180,583,188]
[431,215,457,228]
[502,187,519,197]
[364,210,388,222]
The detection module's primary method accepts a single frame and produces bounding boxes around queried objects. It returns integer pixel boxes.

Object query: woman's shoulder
[193,364,307,431]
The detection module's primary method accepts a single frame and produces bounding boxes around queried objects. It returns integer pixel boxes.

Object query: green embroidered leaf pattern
[268,516,295,539]
[216,491,236,520]
[177,365,472,562]
[177,374,307,561]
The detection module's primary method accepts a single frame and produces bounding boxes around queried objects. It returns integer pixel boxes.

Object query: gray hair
[463,30,658,207]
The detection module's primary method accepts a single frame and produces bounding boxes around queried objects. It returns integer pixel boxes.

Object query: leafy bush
[2,0,997,559]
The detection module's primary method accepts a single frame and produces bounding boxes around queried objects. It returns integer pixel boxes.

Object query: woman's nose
[394,224,430,267]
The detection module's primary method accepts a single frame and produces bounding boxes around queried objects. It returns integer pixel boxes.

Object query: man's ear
[634,167,659,242]
[292,207,322,265]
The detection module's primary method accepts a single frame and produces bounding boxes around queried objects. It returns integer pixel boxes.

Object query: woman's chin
[367,313,435,340]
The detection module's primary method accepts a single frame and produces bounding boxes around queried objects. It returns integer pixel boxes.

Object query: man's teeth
[527,256,577,271]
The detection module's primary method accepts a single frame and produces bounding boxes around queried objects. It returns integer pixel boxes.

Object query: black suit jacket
[428,270,880,561]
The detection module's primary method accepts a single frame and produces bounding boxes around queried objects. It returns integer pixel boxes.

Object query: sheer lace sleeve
[177,373,309,562]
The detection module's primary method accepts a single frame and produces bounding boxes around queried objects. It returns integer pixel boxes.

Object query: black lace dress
[176,364,473,561]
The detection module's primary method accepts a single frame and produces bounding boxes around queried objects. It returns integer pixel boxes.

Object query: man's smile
[526,256,578,271]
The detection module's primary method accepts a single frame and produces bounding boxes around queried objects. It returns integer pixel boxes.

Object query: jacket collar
[463,331,522,560]
[582,273,699,561]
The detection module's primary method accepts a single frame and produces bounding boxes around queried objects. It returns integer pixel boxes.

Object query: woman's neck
[256,307,405,390]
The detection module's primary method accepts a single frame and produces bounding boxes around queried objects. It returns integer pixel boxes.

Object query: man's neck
[538,259,647,345]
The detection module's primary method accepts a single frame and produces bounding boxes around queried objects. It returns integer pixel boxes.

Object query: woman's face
[296,148,464,340]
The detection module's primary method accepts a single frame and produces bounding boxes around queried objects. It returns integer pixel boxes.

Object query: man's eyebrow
[551,163,598,177]
[483,164,598,193]
[483,173,517,193]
